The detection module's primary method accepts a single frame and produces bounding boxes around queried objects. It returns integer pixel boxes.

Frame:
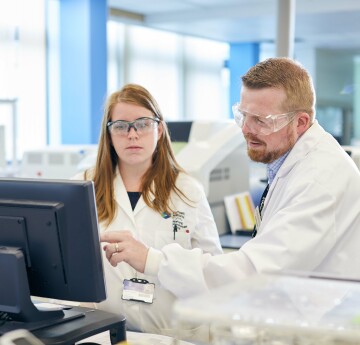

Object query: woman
[74,84,222,338]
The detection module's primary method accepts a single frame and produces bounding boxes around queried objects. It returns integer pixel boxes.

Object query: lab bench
[219,233,251,252]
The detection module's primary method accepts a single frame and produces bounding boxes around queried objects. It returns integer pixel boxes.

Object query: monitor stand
[0,247,85,323]
[0,248,126,344]
[0,308,85,335]
[0,306,126,345]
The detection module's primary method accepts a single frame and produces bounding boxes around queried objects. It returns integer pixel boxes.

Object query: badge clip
[122,278,155,304]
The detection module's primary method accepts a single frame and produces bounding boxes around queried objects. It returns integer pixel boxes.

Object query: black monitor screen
[0,177,106,324]
[166,121,193,142]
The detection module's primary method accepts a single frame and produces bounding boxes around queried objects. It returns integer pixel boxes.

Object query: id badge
[254,206,262,231]
[122,278,155,304]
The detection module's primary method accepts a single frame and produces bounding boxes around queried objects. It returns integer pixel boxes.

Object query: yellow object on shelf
[225,191,255,233]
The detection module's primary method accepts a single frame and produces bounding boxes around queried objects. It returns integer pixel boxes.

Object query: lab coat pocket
[155,231,192,250]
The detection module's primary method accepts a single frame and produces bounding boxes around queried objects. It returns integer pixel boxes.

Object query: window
[0,0,46,163]
[107,22,229,121]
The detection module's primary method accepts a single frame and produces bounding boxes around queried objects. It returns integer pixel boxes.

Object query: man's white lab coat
[145,121,360,298]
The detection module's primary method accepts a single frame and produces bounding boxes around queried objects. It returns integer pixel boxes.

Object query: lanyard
[252,183,269,238]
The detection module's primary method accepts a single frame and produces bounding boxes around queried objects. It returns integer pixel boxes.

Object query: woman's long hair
[88,84,188,225]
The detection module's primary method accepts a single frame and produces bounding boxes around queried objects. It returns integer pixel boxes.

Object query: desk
[0,307,126,345]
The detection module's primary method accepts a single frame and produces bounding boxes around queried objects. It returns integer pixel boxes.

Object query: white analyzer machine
[19,145,97,179]
[169,120,250,235]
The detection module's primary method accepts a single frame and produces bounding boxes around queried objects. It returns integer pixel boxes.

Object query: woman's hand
[100,231,149,273]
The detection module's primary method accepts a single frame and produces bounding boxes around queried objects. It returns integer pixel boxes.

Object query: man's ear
[296,112,311,136]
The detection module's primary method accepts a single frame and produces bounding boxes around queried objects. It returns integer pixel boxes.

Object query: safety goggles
[107,117,160,136]
[232,103,298,135]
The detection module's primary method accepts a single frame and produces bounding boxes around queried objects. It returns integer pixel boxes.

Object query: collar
[267,150,291,185]
[266,121,324,183]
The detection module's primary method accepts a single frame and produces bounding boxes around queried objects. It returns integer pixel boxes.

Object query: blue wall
[59,0,107,144]
[229,43,259,117]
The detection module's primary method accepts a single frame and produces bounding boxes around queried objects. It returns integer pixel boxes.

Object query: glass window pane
[107,21,229,121]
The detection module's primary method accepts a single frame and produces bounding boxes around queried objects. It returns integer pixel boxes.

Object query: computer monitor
[0,177,106,328]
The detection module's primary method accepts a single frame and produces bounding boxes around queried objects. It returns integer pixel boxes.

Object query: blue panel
[89,0,107,143]
[228,43,259,118]
[59,0,107,144]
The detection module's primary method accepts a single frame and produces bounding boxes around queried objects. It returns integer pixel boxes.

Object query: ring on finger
[115,242,119,253]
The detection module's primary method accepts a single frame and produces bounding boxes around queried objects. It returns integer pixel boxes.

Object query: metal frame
[0,98,18,170]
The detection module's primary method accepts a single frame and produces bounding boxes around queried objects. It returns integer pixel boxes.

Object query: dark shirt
[127,192,141,210]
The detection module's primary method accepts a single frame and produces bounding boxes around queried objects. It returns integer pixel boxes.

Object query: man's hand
[100,231,149,273]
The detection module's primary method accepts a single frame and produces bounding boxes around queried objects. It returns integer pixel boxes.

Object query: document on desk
[77,331,195,345]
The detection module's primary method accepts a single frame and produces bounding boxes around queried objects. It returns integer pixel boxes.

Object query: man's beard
[245,128,297,164]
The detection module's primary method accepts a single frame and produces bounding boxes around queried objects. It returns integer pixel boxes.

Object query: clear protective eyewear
[107,117,160,136]
[232,102,298,135]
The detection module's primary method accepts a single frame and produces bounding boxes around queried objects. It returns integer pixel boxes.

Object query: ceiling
[108,0,360,51]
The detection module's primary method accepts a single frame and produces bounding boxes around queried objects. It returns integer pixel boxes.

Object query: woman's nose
[127,126,139,138]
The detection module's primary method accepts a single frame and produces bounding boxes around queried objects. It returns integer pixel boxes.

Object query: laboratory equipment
[173,273,360,345]
[168,120,250,234]
[19,145,97,179]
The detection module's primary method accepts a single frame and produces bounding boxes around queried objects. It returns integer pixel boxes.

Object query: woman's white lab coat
[73,168,222,337]
[145,121,360,298]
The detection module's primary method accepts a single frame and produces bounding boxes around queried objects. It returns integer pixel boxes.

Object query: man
[101,57,360,298]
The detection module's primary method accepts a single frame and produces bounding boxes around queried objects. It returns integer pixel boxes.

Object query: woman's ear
[157,121,163,141]
[108,134,114,147]
[296,111,311,136]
